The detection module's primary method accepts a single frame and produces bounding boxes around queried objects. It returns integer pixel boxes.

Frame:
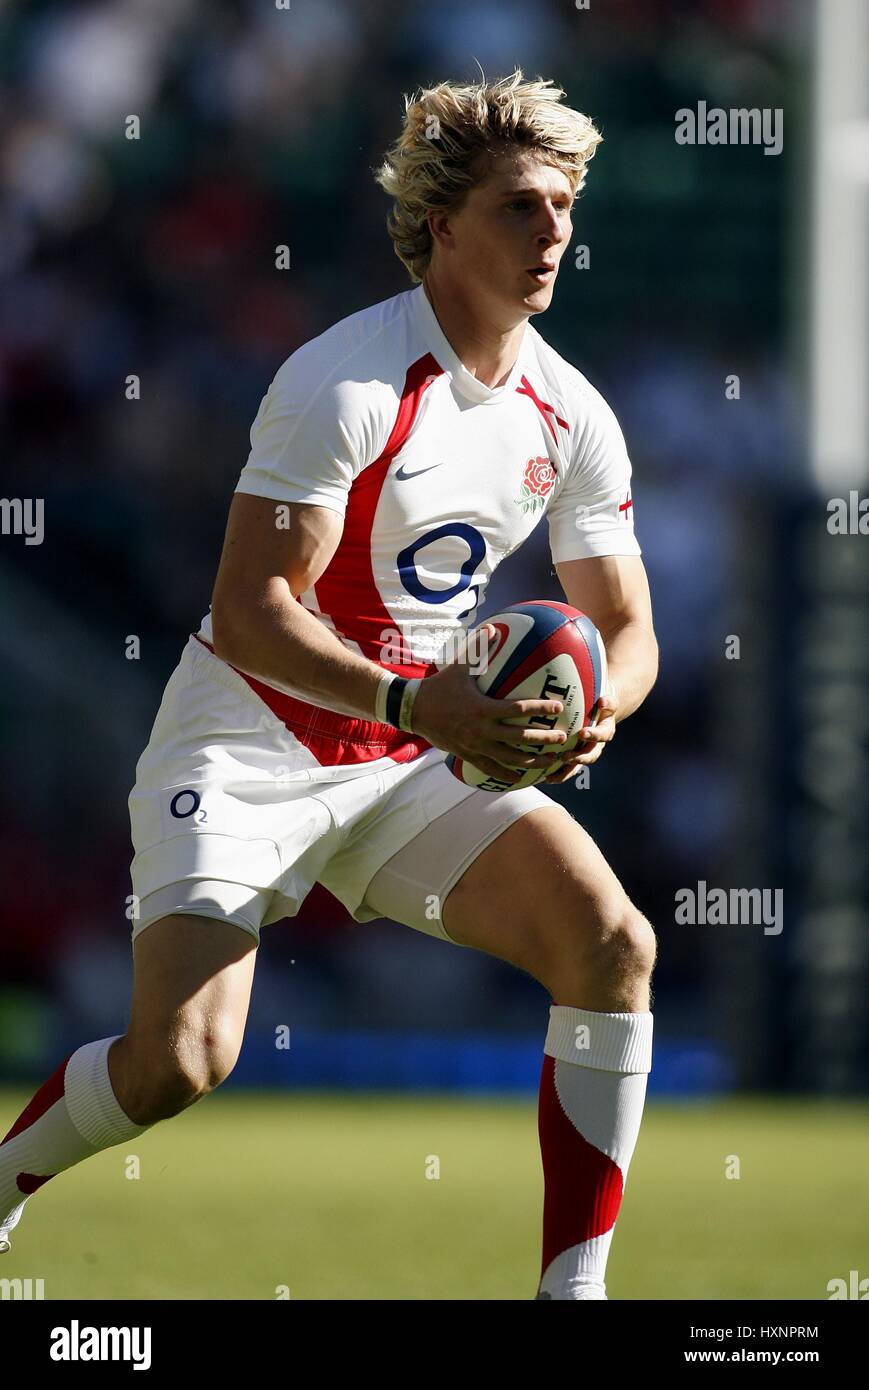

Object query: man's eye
[507,200,531,210]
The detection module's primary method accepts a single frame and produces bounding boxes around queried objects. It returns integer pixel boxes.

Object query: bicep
[555,555,654,638]
[212,493,344,626]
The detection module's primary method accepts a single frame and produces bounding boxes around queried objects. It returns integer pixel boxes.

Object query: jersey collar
[408,283,530,404]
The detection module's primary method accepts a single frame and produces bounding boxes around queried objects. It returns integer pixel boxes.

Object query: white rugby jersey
[196,283,640,767]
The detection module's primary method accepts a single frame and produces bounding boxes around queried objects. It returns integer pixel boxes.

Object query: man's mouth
[526,263,556,284]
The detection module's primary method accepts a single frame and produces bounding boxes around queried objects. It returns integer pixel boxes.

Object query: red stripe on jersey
[194,355,444,768]
[315,352,443,663]
[193,635,432,766]
[1,1054,72,1144]
[516,375,569,442]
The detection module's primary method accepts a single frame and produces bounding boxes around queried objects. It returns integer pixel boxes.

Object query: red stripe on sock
[15,1172,53,1195]
[537,1053,624,1277]
[1,1053,73,1144]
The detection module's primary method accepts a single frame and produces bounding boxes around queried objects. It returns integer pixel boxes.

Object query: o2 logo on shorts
[397,523,488,620]
[169,789,207,823]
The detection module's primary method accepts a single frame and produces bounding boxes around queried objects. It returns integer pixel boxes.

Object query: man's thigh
[361,775,632,967]
[358,779,555,944]
[440,804,633,980]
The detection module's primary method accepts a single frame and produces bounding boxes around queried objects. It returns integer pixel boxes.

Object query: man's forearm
[601,620,658,721]
[211,579,390,722]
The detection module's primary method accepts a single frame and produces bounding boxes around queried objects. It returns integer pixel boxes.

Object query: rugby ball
[446,600,607,792]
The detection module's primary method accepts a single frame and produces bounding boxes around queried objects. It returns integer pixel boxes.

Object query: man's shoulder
[523,322,615,429]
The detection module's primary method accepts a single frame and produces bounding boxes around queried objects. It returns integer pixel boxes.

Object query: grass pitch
[1,1089,865,1300]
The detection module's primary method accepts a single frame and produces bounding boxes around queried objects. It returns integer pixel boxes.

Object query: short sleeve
[546,381,641,564]
[234,349,390,516]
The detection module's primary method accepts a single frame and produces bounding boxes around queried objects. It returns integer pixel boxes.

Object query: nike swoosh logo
[394,461,442,480]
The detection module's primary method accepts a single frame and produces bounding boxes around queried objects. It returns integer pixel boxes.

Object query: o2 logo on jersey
[397,523,488,619]
[170,789,207,823]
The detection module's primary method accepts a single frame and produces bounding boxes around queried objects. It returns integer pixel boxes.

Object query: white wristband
[374,668,396,724]
[398,677,422,733]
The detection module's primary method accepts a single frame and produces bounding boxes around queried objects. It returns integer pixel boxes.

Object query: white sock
[537,1005,653,1300]
[1,1035,149,1227]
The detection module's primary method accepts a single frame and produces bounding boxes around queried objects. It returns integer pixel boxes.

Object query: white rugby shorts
[127,635,562,945]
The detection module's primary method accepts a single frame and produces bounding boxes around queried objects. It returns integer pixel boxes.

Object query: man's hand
[410,624,569,784]
[540,681,619,784]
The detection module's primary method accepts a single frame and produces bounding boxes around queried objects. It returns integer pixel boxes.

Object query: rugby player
[1,69,658,1300]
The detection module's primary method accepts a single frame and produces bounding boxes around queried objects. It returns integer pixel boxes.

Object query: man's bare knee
[110,1029,240,1125]
[113,911,257,1124]
[534,900,657,1008]
[592,904,657,981]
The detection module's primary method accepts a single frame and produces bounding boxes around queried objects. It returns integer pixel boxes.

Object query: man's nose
[536,205,563,244]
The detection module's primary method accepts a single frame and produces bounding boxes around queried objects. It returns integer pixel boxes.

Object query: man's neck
[422,275,527,390]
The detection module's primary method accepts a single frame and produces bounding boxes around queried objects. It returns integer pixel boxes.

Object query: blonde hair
[374,67,602,282]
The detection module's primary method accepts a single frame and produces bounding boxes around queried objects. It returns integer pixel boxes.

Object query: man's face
[430,148,575,322]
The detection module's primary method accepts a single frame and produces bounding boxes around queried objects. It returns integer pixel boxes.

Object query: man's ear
[427,207,455,252]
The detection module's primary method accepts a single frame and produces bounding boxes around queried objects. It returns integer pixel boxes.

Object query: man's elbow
[211,596,242,663]
[648,634,660,691]
[639,625,659,699]
[211,580,298,664]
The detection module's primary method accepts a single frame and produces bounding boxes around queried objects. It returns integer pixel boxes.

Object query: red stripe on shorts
[194,635,433,767]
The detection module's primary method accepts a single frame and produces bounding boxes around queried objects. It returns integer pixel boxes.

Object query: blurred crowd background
[1,0,864,1095]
